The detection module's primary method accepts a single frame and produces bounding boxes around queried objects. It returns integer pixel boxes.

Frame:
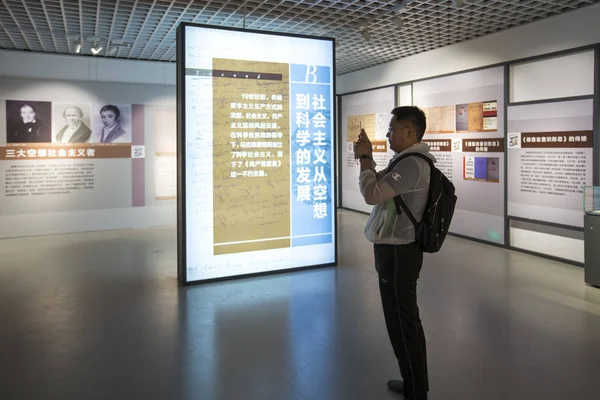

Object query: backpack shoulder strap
[387,152,433,226]
[394,195,418,227]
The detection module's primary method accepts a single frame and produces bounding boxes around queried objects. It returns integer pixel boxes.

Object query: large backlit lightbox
[176,23,337,284]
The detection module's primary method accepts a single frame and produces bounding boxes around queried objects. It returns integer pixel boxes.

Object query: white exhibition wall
[341,48,595,263]
[0,75,176,239]
[337,4,600,263]
[0,50,176,86]
[506,51,594,263]
[510,50,595,103]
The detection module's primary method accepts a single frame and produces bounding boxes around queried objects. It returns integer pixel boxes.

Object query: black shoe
[387,379,404,394]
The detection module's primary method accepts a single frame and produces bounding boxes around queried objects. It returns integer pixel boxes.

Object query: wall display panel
[510,50,594,103]
[178,24,336,283]
[0,102,141,217]
[142,105,178,207]
[0,77,176,239]
[398,84,413,107]
[152,106,177,200]
[413,67,505,244]
[340,87,395,213]
[507,99,593,228]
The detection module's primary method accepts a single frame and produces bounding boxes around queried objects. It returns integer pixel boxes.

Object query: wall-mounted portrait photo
[52,104,92,144]
[6,100,52,143]
[92,104,132,143]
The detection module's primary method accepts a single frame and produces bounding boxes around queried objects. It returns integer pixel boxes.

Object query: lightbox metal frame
[176,22,338,285]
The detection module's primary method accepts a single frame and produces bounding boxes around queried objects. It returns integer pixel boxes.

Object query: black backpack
[386,153,457,253]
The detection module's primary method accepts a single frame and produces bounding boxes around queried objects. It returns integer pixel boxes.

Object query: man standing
[354,106,433,400]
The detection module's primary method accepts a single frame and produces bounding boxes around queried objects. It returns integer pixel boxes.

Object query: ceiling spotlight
[90,42,103,55]
[392,15,404,29]
[69,36,82,53]
[453,0,464,7]
[107,46,118,56]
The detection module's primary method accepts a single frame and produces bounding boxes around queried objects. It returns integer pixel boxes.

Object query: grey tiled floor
[1,209,600,400]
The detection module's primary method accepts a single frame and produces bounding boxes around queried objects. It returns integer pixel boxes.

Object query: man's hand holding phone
[354,125,373,159]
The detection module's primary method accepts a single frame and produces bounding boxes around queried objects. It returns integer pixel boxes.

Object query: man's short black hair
[391,106,427,142]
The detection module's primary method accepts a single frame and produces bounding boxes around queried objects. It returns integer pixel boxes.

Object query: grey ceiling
[0,0,597,75]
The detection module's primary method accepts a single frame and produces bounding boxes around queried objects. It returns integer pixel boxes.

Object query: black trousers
[374,242,429,400]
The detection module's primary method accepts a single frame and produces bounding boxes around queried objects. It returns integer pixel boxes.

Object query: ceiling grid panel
[137,0,177,59]
[0,0,598,74]
[147,0,193,60]
[157,1,218,62]
[2,0,34,50]
[39,0,60,52]
[120,0,141,58]
[103,0,121,57]
[0,11,20,49]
